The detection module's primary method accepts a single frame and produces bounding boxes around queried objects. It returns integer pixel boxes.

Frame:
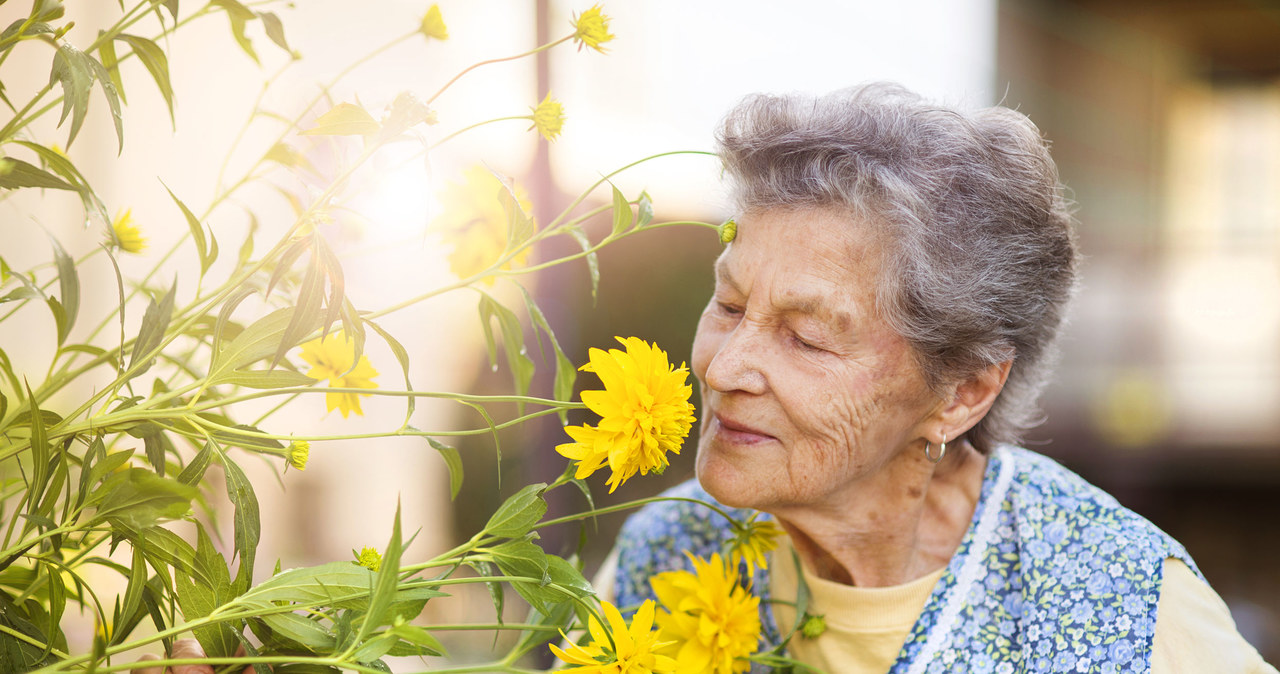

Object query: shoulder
[1003,446,1199,576]
[1152,559,1278,673]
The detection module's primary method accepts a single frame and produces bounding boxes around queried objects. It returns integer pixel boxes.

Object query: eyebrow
[714,259,854,333]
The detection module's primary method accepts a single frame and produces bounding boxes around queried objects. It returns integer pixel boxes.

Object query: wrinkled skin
[693,207,1001,587]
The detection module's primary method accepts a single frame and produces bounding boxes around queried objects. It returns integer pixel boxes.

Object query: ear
[935,360,1013,441]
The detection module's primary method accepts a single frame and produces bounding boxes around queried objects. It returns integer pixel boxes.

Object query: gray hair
[716,83,1079,453]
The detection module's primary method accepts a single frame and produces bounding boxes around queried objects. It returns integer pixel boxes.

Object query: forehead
[715,207,887,321]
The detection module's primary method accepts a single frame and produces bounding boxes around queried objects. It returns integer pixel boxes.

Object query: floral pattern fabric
[613,446,1199,673]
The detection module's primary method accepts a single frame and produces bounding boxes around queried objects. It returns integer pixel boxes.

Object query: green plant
[0,2,808,672]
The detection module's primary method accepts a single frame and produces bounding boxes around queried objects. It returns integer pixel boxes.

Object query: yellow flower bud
[287,440,310,471]
[420,4,448,41]
[530,93,565,141]
[354,546,382,571]
[719,218,737,244]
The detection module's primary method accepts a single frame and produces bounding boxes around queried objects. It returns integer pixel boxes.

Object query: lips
[713,413,775,443]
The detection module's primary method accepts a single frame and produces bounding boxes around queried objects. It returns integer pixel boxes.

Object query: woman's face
[693,207,943,512]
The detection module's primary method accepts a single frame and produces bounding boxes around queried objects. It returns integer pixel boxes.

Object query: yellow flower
[298,332,379,418]
[111,208,147,254]
[719,218,737,244]
[549,600,676,674]
[432,165,534,285]
[287,440,310,471]
[555,337,696,493]
[572,4,615,52]
[650,554,761,674]
[530,92,565,141]
[420,4,448,40]
[728,515,783,577]
[354,546,382,571]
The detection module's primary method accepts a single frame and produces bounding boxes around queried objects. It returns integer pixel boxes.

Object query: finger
[131,652,164,674]
[168,639,215,674]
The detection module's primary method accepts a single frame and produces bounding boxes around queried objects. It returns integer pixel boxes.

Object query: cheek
[690,313,722,384]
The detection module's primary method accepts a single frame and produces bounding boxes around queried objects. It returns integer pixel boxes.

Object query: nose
[702,320,768,395]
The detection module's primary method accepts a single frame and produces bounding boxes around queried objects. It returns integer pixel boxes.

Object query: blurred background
[2,0,1276,666]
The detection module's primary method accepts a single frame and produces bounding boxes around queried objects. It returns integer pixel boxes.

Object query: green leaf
[273,246,323,368]
[424,437,462,501]
[88,468,197,530]
[517,285,575,421]
[14,140,109,223]
[496,176,534,252]
[45,297,66,350]
[636,190,654,228]
[484,483,547,538]
[258,612,334,652]
[384,621,446,657]
[609,184,633,236]
[215,447,260,593]
[256,11,291,53]
[163,184,214,276]
[127,282,176,379]
[0,157,74,190]
[565,225,599,302]
[25,382,50,519]
[119,545,147,633]
[83,48,124,153]
[238,561,446,607]
[365,319,413,423]
[178,442,214,486]
[212,287,255,357]
[97,34,126,105]
[477,293,534,404]
[300,103,379,136]
[209,0,259,64]
[488,539,550,613]
[47,43,94,147]
[220,368,316,389]
[359,503,402,641]
[174,525,238,658]
[211,307,318,379]
[32,0,65,23]
[47,232,77,344]
[118,34,174,126]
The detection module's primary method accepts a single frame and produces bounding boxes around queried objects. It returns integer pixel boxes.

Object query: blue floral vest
[613,446,1200,673]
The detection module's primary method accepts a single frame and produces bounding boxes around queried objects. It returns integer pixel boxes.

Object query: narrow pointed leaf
[0,157,74,190]
[163,184,212,276]
[127,283,177,378]
[48,232,78,344]
[609,184,632,236]
[359,503,402,641]
[118,34,174,125]
[424,437,462,500]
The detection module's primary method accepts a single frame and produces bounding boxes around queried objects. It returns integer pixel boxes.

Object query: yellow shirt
[768,535,1277,674]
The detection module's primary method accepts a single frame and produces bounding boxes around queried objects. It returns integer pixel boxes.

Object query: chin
[695,443,769,510]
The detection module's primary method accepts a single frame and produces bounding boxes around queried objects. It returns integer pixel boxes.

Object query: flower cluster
[651,553,761,674]
[556,337,696,493]
[354,546,383,572]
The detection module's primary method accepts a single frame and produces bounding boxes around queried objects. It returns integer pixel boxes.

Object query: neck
[771,440,988,588]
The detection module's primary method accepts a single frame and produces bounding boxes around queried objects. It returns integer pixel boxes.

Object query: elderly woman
[603,84,1274,673]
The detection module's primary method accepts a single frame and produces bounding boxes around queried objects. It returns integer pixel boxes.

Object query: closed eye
[716,301,743,316]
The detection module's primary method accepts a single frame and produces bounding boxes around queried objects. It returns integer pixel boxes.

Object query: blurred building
[997,0,1280,660]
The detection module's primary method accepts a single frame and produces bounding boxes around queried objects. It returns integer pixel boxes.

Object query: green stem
[537,495,742,531]
[427,35,572,104]
[0,624,70,660]
[429,116,529,149]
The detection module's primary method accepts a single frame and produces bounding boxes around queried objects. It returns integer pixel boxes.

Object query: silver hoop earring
[925,433,947,463]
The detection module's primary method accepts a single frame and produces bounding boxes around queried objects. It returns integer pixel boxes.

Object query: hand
[132,640,257,674]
